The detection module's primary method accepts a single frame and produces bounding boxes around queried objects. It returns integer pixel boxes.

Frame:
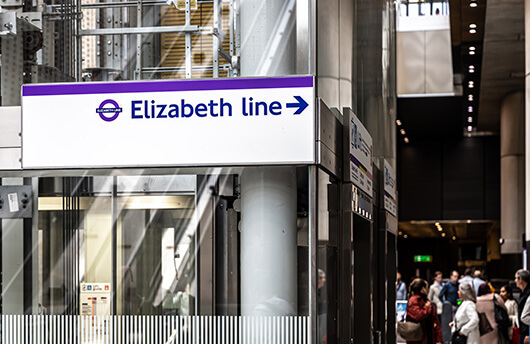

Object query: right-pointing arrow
[286,96,309,115]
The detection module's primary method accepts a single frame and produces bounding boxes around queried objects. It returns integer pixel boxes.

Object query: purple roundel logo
[96,99,122,122]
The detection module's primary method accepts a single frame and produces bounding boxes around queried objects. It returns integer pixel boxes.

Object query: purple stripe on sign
[22,76,314,96]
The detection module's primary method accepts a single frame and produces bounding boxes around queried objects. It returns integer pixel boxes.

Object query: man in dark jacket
[515,269,530,344]
[439,270,459,319]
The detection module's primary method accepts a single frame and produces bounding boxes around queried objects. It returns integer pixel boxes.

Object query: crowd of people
[397,268,530,344]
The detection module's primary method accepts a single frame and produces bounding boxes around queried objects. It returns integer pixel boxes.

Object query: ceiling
[399,220,498,240]
[478,0,525,131]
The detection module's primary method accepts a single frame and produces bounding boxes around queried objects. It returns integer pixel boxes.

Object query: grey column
[240,0,298,316]
[526,0,530,259]
[501,91,524,254]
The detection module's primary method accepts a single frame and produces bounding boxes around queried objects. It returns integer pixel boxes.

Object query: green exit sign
[414,255,432,263]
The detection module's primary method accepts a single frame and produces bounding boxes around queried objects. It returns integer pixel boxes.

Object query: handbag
[494,294,511,331]
[452,320,467,344]
[397,320,424,342]
[478,311,494,336]
[511,327,520,344]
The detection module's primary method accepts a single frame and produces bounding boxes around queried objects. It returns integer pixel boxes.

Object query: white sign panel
[347,110,373,196]
[22,76,315,169]
[80,282,111,316]
[384,160,397,217]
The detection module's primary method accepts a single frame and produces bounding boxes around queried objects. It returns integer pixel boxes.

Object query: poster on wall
[384,160,397,217]
[80,282,111,316]
[346,109,373,196]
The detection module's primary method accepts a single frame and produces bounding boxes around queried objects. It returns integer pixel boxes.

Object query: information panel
[22,76,315,169]
[384,160,397,217]
[346,109,373,196]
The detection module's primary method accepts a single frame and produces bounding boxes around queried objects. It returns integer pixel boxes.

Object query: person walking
[439,270,460,318]
[500,285,518,339]
[476,283,508,344]
[459,268,474,286]
[397,272,407,301]
[405,278,443,344]
[450,282,480,344]
[428,271,444,315]
[515,269,530,344]
[472,269,486,296]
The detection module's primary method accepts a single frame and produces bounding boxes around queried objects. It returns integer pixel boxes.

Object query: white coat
[452,300,480,344]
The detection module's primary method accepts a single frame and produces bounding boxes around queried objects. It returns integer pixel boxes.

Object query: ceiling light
[398,231,403,235]
[403,234,408,239]
[467,126,473,132]
[469,24,477,29]
[468,116,473,123]
[469,29,477,34]
[452,236,457,240]
[469,51,476,55]
[404,137,410,143]
[468,106,473,112]
[469,66,475,73]
[441,233,446,237]
[470,2,478,7]
[438,227,443,232]
[468,81,474,88]
[400,129,406,135]
[468,95,474,101]
[435,222,440,226]
[396,119,402,126]
[469,46,476,51]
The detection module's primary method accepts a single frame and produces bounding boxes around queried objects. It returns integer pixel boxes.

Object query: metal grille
[1,315,311,344]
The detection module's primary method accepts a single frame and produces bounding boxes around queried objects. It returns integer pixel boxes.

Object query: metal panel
[425,29,453,94]
[0,185,33,218]
[0,148,21,170]
[396,31,425,95]
[1,29,23,106]
[317,100,343,179]
[0,106,21,148]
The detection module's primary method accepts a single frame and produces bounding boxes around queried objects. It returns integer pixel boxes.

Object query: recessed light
[469,24,477,29]
[470,2,478,7]
[467,126,473,132]
[469,51,476,55]
[438,227,443,232]
[441,233,446,237]
[400,129,406,135]
[404,234,408,239]
[469,29,477,34]
[396,119,402,126]
[468,116,473,123]
[469,46,476,51]
[468,95,474,101]
[468,81,474,88]
[435,222,440,226]
[404,137,410,143]
[452,236,457,240]
[468,106,473,112]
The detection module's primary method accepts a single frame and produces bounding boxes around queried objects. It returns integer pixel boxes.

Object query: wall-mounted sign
[413,255,432,263]
[345,109,373,196]
[22,76,315,169]
[80,283,111,316]
[384,160,397,217]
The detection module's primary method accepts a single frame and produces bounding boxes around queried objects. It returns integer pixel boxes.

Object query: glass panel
[34,167,311,317]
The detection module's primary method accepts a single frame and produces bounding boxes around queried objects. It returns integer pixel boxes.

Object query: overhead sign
[384,160,397,217]
[345,109,373,196]
[22,76,315,169]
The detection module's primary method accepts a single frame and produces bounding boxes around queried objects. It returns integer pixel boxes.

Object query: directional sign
[22,76,315,169]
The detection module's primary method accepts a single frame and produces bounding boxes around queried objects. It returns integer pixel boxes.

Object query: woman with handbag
[450,282,480,344]
[476,283,509,343]
[405,278,443,344]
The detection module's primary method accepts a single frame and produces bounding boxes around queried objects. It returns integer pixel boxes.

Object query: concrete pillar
[501,92,524,254]
[239,0,298,316]
[526,0,530,259]
[240,168,297,315]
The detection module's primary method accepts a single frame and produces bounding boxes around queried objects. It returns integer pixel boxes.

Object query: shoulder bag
[478,311,493,336]
[494,294,511,329]
[397,319,424,342]
[451,319,467,344]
